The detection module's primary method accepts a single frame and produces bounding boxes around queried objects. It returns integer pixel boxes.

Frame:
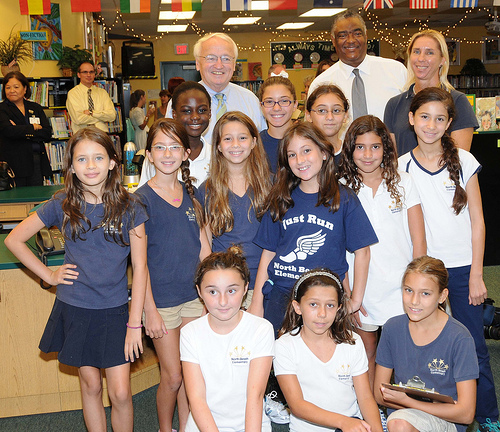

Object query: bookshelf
[233,79,264,95]
[448,74,500,98]
[0,76,126,185]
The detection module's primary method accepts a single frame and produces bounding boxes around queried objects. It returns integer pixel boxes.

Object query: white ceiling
[98,0,496,38]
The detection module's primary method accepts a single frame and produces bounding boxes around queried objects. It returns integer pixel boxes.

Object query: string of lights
[93,5,497,53]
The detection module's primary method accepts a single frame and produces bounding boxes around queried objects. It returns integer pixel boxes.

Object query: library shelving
[448,74,500,98]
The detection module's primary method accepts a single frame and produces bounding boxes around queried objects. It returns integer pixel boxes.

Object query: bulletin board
[270,40,380,70]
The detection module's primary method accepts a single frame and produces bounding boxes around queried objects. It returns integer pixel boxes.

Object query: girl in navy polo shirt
[6,127,148,432]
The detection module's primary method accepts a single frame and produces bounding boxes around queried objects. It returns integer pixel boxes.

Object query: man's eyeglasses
[151,144,184,153]
[309,108,346,116]
[261,99,294,108]
[79,70,95,75]
[198,55,234,64]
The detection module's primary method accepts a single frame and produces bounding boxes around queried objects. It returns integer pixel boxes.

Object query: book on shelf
[44,141,67,171]
[107,106,123,133]
[94,80,119,103]
[43,172,64,186]
[29,81,50,107]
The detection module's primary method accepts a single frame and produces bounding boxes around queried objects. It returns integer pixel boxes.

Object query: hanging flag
[410,0,437,8]
[19,0,51,15]
[120,0,150,13]
[172,0,202,11]
[313,0,343,6]
[450,0,477,7]
[222,0,249,11]
[269,0,297,10]
[363,0,392,9]
[71,0,101,12]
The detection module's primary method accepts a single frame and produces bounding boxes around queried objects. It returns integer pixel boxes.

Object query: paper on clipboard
[382,383,454,404]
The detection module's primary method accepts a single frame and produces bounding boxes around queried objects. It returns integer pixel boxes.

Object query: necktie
[88,88,94,112]
[215,93,227,121]
[351,68,368,120]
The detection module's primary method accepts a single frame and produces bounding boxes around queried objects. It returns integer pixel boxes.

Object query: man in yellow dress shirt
[66,62,116,134]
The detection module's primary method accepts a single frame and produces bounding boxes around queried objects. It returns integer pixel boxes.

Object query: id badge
[29,116,41,125]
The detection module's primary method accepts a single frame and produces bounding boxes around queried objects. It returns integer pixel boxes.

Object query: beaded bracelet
[126,323,143,329]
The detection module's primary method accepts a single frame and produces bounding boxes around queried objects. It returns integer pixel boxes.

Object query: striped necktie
[88,88,94,112]
[215,93,227,121]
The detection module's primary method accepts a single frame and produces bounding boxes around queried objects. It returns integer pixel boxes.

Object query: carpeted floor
[1,266,500,432]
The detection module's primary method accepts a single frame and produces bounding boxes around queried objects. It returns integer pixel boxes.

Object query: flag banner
[363,0,393,10]
[313,0,343,6]
[222,0,249,11]
[450,0,478,7]
[269,0,297,10]
[409,0,437,8]
[120,0,151,13]
[19,0,51,15]
[172,0,202,11]
[71,0,101,12]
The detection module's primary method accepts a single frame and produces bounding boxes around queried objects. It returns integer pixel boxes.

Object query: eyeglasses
[198,55,234,64]
[261,99,294,108]
[309,108,346,116]
[79,70,95,75]
[151,144,184,153]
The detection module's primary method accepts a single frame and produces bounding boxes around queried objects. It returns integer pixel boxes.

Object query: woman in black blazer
[0,71,52,186]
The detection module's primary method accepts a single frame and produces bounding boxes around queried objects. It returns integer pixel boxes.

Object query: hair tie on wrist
[126,323,143,329]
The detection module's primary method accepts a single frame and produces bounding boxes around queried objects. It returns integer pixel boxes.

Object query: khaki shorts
[358,322,380,332]
[157,298,204,329]
[388,408,457,432]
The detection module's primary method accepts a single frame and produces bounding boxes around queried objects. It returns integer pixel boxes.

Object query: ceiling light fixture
[159,11,196,19]
[223,17,261,25]
[300,8,346,17]
[277,22,314,29]
[157,24,189,32]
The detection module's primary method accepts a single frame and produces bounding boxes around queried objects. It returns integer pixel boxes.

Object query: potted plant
[57,45,92,77]
[0,28,33,76]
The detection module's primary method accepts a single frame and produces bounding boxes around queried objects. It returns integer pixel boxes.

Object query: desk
[0,234,160,418]
[0,186,62,222]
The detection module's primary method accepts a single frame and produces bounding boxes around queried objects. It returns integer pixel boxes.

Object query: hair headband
[270,70,289,79]
[293,270,343,299]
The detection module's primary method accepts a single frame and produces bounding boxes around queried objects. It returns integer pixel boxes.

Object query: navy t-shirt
[135,183,201,308]
[376,314,479,432]
[254,185,378,291]
[199,182,262,290]
[37,193,148,309]
[260,129,280,174]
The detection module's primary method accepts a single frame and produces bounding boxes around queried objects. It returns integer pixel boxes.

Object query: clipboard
[382,383,454,404]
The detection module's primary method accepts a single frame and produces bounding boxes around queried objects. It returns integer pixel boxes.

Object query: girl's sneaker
[479,419,500,432]
[264,391,290,424]
[379,408,388,432]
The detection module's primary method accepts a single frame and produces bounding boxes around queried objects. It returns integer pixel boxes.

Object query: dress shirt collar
[338,55,371,78]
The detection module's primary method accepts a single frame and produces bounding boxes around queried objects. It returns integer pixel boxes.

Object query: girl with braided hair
[135,118,211,432]
[399,87,499,429]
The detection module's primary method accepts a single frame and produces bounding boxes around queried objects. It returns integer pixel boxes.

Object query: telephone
[36,227,65,256]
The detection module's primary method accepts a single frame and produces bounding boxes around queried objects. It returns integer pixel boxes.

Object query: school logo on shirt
[279,230,327,263]
[185,207,196,222]
[428,358,449,376]
[443,179,456,193]
[230,346,250,366]
[388,199,402,214]
[336,364,352,382]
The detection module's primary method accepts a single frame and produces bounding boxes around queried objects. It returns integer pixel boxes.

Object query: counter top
[0,185,63,204]
[0,233,64,270]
